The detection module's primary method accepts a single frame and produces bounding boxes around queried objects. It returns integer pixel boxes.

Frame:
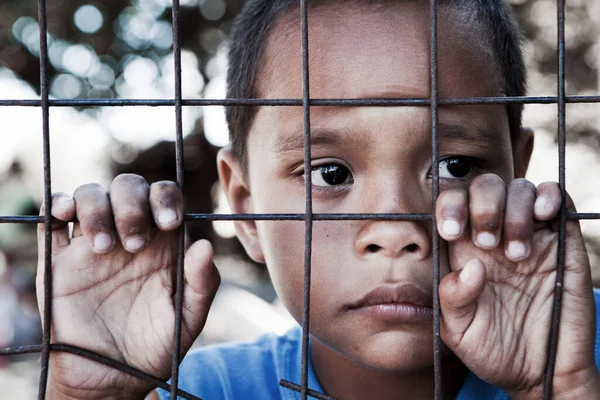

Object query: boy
[36,0,600,399]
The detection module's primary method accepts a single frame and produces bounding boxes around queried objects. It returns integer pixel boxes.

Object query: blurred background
[0,0,599,397]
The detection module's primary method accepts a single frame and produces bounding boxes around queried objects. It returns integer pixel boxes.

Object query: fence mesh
[0,0,599,399]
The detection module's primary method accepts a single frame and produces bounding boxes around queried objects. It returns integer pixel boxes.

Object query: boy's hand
[436,174,599,399]
[36,174,220,399]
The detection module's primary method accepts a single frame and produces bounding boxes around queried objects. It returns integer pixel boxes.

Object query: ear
[217,147,265,263]
[513,127,534,179]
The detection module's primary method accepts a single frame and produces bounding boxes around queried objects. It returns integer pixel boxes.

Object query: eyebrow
[437,122,508,151]
[274,127,370,154]
[274,121,507,154]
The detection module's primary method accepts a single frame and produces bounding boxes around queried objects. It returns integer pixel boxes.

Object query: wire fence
[0,0,599,399]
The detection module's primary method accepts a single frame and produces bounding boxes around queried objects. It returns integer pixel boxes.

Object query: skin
[36,2,599,400]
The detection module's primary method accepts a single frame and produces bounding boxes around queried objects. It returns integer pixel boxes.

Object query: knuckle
[471,173,504,190]
[73,183,104,198]
[114,217,149,237]
[509,178,535,195]
[52,192,70,201]
[114,206,146,220]
[471,210,502,232]
[504,219,529,238]
[439,189,467,204]
[79,203,111,220]
[84,213,110,232]
[151,180,178,191]
[150,181,183,207]
[151,180,181,198]
[112,173,149,190]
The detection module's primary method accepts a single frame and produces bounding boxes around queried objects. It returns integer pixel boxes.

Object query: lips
[349,284,434,323]
[352,284,433,309]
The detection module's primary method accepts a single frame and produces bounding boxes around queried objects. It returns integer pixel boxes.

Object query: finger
[181,240,221,339]
[469,174,506,249]
[504,178,536,261]
[149,181,184,231]
[72,221,82,238]
[73,183,115,254]
[439,259,486,346]
[534,182,561,221]
[109,174,151,253]
[436,189,468,241]
[37,193,76,253]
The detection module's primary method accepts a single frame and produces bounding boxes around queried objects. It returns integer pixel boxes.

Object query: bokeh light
[199,0,227,21]
[73,5,104,34]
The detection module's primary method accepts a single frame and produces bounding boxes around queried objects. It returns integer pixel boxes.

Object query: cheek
[257,220,358,322]
[257,220,306,321]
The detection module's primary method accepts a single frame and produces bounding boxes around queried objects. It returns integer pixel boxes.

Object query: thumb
[181,239,221,337]
[439,258,486,347]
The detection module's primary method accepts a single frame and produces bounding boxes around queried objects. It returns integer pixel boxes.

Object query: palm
[444,222,594,393]
[41,230,191,394]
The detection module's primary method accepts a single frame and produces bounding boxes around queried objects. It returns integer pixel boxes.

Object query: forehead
[255,1,502,100]
[247,1,508,163]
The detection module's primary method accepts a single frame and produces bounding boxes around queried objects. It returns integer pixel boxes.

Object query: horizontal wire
[0,344,202,400]
[0,95,600,108]
[1,212,598,224]
[279,380,337,400]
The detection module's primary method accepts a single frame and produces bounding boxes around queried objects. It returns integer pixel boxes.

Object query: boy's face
[220,3,531,372]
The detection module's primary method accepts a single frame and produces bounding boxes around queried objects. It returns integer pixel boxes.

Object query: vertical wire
[542,0,566,398]
[170,0,186,397]
[299,0,313,399]
[37,0,52,397]
[429,0,442,399]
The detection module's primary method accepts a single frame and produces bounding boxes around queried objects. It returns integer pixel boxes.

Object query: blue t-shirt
[158,289,600,399]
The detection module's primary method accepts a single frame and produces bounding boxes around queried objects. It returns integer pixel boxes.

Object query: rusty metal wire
[429,1,443,398]
[36,0,52,397]
[0,0,599,398]
[542,0,568,398]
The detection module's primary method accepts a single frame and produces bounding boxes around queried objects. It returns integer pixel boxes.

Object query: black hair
[225,0,526,168]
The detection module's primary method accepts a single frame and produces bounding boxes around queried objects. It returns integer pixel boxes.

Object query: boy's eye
[438,157,476,179]
[311,164,353,187]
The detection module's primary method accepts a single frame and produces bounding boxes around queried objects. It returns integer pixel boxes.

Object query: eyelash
[294,156,482,190]
[295,162,354,192]
[431,156,482,181]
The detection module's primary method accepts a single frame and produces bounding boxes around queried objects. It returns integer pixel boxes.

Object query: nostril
[366,244,381,253]
[405,243,419,253]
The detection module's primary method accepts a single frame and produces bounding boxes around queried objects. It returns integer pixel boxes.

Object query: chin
[328,326,442,373]
[352,343,436,374]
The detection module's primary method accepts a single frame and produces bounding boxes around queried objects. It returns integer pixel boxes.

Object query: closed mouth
[350,283,433,309]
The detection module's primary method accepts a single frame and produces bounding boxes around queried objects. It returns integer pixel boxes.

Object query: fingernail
[460,260,476,284]
[476,232,497,248]
[125,236,146,252]
[534,196,552,217]
[93,233,112,252]
[158,209,177,226]
[441,220,461,236]
[507,241,528,260]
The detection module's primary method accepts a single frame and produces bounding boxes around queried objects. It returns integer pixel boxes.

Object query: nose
[354,178,432,260]
[355,219,431,260]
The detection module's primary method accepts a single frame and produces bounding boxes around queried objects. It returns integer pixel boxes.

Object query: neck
[310,337,468,400]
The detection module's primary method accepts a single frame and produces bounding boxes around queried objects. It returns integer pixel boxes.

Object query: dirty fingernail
[94,233,112,252]
[441,220,461,236]
[507,241,528,260]
[125,236,146,252]
[476,232,497,248]
[158,209,177,226]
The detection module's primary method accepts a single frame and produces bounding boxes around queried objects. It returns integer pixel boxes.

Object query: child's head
[225,0,527,170]
[217,0,534,373]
